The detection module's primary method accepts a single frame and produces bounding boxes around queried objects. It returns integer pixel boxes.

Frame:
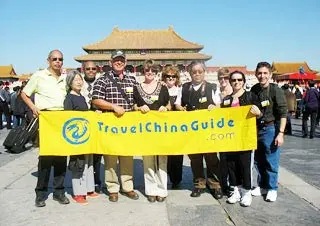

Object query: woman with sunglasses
[220,70,261,207]
[133,59,170,203]
[161,65,184,189]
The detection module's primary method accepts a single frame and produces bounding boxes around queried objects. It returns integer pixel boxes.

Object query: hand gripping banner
[39,106,257,156]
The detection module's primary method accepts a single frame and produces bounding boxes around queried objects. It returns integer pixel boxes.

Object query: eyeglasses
[51,57,63,62]
[85,67,97,71]
[165,75,178,79]
[231,78,244,82]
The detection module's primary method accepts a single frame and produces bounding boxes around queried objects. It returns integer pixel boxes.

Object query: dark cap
[111,50,126,60]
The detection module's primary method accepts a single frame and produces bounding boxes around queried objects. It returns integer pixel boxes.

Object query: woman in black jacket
[220,70,261,207]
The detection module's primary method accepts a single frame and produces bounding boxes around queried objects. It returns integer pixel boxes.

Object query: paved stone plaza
[0,118,319,226]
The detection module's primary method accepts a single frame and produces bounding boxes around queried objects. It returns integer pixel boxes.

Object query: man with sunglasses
[81,61,103,193]
[92,50,139,202]
[21,49,70,207]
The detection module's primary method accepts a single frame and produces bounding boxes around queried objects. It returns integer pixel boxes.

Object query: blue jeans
[255,124,280,190]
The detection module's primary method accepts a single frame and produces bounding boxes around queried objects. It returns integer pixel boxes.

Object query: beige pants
[104,155,134,193]
[143,155,168,197]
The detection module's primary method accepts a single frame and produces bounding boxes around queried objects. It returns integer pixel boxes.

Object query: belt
[264,121,274,126]
[258,120,274,127]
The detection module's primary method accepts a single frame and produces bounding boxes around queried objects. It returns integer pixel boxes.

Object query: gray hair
[47,49,63,59]
[66,70,83,92]
[188,61,206,74]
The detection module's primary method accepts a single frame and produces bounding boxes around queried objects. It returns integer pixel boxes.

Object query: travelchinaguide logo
[62,118,90,145]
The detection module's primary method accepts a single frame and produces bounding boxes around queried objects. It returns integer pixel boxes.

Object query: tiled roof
[0,65,17,78]
[14,74,32,81]
[207,66,250,74]
[83,26,203,50]
[74,52,211,62]
[272,62,315,75]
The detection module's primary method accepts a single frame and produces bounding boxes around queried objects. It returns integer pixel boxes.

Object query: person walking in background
[282,84,296,135]
[21,49,70,207]
[81,60,103,193]
[250,62,287,202]
[64,70,99,205]
[162,65,184,189]
[302,80,319,139]
[0,81,12,129]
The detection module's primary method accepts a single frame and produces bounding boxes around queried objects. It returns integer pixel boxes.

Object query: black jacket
[221,91,260,108]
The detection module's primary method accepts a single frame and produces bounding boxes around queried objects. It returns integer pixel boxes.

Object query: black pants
[226,151,252,190]
[219,152,229,190]
[189,153,220,189]
[302,108,318,137]
[35,156,67,199]
[0,102,12,129]
[93,154,102,186]
[167,155,183,185]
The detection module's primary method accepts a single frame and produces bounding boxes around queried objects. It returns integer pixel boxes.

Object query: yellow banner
[39,106,257,156]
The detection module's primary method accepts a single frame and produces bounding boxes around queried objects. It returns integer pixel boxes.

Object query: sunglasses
[51,57,63,62]
[231,78,243,82]
[85,67,97,71]
[165,75,178,79]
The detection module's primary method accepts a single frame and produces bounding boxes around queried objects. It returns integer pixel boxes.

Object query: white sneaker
[227,187,241,204]
[251,187,267,196]
[240,190,252,207]
[266,190,277,202]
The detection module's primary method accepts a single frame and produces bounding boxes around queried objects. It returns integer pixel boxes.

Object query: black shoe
[53,194,70,205]
[171,183,180,189]
[95,186,102,194]
[309,136,314,139]
[190,188,205,197]
[302,134,308,138]
[210,188,223,200]
[35,197,46,207]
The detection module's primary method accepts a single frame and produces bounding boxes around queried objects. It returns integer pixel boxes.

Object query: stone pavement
[0,119,319,226]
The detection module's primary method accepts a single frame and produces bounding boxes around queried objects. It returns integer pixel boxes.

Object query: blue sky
[1,0,319,74]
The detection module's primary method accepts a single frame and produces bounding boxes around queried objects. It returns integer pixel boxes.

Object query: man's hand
[275,133,284,146]
[250,105,261,116]
[208,104,217,111]
[31,106,40,118]
[158,106,168,112]
[140,105,150,113]
[113,105,125,117]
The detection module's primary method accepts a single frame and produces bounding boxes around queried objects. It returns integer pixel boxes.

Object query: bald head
[83,61,98,83]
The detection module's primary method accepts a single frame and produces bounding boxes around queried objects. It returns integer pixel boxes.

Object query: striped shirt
[92,71,137,112]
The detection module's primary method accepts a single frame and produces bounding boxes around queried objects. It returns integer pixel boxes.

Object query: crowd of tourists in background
[0,49,319,209]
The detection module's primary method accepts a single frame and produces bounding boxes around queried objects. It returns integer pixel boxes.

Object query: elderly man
[250,62,287,202]
[21,49,70,207]
[91,50,139,202]
[81,60,103,193]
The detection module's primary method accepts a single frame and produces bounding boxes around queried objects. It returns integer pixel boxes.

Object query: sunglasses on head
[231,78,243,82]
[165,74,178,79]
[51,57,63,62]
[144,69,158,73]
[218,76,228,81]
[85,67,97,71]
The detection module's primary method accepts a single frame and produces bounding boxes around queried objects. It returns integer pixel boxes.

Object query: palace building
[74,26,211,73]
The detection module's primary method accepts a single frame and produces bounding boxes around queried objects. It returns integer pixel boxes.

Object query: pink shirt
[231,101,240,107]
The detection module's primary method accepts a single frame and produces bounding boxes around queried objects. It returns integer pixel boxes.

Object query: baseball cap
[111,50,126,60]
